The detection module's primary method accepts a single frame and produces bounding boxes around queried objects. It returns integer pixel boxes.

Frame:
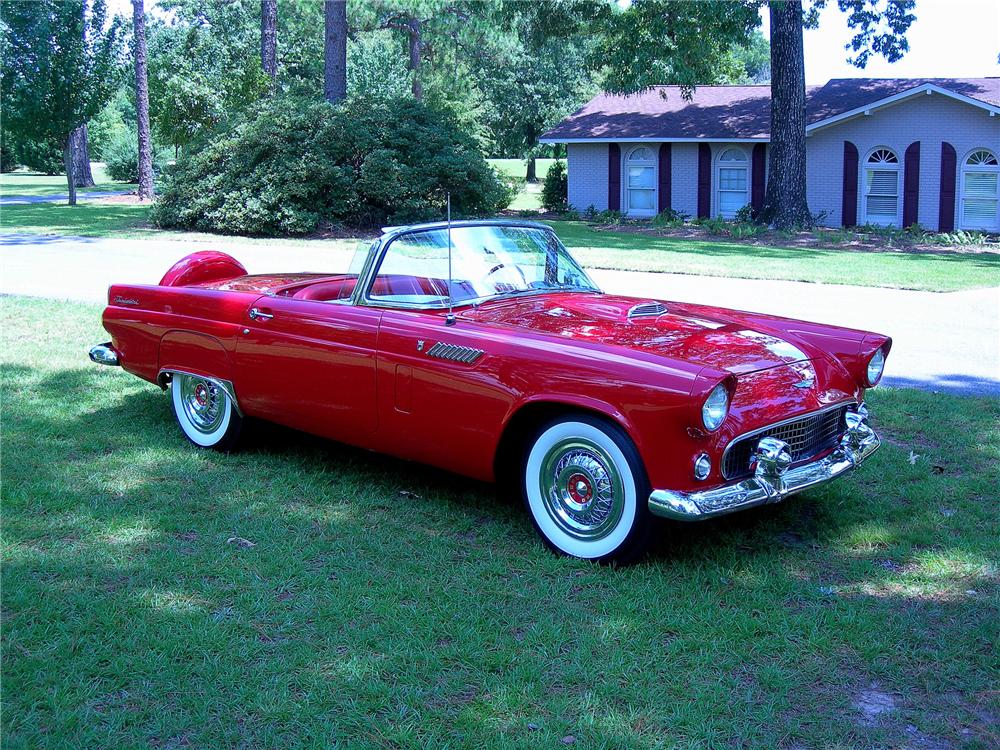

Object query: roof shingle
[541,78,1000,141]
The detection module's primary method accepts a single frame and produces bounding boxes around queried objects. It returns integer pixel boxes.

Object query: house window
[863,148,899,226]
[716,148,749,218]
[625,146,656,216]
[960,148,999,231]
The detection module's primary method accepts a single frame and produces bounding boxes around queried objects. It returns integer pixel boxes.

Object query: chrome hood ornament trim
[627,301,667,320]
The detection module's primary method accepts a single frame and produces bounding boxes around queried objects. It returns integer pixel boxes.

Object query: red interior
[287,274,477,303]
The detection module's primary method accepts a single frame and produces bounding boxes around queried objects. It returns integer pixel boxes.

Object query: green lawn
[487,158,557,181]
[0,166,136,197]
[2,177,998,291]
[2,297,997,749]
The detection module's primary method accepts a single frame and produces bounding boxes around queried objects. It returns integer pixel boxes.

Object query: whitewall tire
[170,373,243,451]
[523,415,652,564]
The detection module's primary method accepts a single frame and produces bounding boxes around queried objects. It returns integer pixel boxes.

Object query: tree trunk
[70,125,95,188]
[63,138,77,206]
[760,1,811,229]
[525,156,537,183]
[323,0,347,103]
[407,17,422,99]
[261,0,277,84]
[132,0,155,200]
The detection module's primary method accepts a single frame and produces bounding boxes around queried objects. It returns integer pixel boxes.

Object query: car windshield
[359,224,600,307]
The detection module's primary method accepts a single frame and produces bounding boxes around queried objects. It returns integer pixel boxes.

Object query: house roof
[540,78,1000,142]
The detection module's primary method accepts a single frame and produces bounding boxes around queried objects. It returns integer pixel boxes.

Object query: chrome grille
[722,404,850,480]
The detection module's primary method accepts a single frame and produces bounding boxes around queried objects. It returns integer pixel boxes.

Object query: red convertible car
[90,220,888,563]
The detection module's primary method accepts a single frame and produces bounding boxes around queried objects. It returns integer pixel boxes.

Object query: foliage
[7,136,64,175]
[147,2,270,150]
[0,0,122,151]
[541,160,568,212]
[733,204,758,224]
[582,205,623,225]
[102,131,169,183]
[728,29,770,83]
[815,0,917,67]
[0,142,19,172]
[651,207,690,227]
[87,90,134,161]
[153,96,513,235]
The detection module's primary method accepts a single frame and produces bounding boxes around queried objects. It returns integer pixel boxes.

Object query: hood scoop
[627,301,668,320]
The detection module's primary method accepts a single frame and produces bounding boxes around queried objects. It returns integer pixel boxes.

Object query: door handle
[249,307,273,321]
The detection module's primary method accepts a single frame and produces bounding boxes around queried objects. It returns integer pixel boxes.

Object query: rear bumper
[648,408,879,521]
[89,342,120,366]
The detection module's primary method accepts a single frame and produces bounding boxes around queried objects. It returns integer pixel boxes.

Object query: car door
[233,296,381,442]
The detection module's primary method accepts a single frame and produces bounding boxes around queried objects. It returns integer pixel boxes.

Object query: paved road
[0,190,131,205]
[2,231,997,395]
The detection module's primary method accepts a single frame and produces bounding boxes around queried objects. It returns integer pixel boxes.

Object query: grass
[2,165,998,291]
[0,166,136,198]
[550,221,1000,292]
[2,296,998,749]
[487,158,557,181]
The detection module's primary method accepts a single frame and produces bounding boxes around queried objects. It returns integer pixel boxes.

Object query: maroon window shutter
[939,142,957,232]
[841,141,859,227]
[608,143,621,211]
[750,143,766,218]
[903,141,921,227]
[697,143,711,218]
[657,143,672,213]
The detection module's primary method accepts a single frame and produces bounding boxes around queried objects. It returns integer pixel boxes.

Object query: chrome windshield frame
[350,220,601,310]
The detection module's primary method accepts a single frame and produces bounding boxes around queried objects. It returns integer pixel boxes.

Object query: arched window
[716,148,749,219]
[863,148,899,226]
[624,146,657,216]
[960,148,999,231]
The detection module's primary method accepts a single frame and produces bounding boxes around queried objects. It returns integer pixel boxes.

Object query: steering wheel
[480,262,527,291]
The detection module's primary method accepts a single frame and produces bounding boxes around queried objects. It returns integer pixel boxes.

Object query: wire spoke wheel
[540,438,625,541]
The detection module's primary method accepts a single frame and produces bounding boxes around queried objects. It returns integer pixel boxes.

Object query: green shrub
[10,137,63,174]
[733,204,756,224]
[541,160,568,212]
[0,143,20,173]
[651,207,689,227]
[103,132,169,183]
[153,96,514,235]
[693,216,728,234]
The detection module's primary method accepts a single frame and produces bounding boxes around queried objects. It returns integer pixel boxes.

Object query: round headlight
[702,384,730,431]
[866,348,885,386]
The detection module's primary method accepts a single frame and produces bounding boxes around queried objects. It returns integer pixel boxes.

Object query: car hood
[464,293,823,375]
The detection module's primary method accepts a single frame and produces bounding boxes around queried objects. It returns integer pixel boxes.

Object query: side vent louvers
[425,342,485,365]
[627,301,667,320]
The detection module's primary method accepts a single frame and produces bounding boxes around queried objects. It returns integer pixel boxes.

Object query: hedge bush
[541,159,568,212]
[103,132,170,182]
[10,137,63,174]
[152,96,514,235]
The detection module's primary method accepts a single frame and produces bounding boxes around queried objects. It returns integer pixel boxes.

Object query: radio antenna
[445,192,456,326]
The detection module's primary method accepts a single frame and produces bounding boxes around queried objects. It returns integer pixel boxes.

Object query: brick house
[540,78,1000,232]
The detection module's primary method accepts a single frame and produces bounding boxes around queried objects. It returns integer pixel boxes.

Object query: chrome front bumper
[649,408,880,521]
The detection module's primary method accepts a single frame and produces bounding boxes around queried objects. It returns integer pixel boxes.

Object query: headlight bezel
[701,383,731,432]
[866,347,886,387]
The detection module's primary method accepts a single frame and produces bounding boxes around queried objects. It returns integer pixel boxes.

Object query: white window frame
[861,147,901,227]
[959,148,1000,232]
[622,145,658,217]
[715,147,750,219]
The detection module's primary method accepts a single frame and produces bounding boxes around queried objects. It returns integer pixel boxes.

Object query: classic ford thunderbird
[90,220,889,563]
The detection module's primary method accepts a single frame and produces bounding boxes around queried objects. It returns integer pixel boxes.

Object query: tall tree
[70,124,96,187]
[762,0,915,228]
[759,1,809,227]
[324,0,347,102]
[261,0,277,84]
[132,0,154,200]
[0,0,121,205]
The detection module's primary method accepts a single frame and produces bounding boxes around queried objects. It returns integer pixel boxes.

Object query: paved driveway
[2,232,997,395]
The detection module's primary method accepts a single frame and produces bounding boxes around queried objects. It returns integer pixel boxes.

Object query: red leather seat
[292,278,357,301]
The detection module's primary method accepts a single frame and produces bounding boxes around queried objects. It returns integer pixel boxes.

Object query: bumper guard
[649,406,879,521]
[89,342,120,367]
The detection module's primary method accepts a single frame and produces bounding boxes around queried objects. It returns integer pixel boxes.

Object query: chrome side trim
[425,341,485,364]
[157,369,244,416]
[627,301,667,319]
[649,407,878,521]
[89,342,120,366]
[720,400,854,479]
